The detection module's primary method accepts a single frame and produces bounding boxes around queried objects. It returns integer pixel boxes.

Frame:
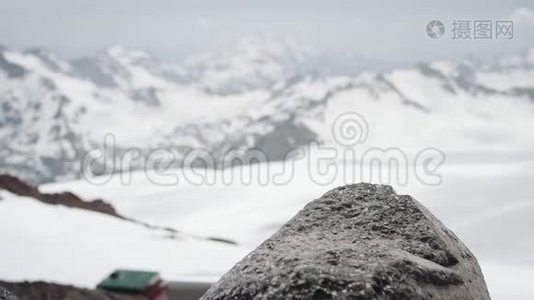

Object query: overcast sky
[0,0,533,65]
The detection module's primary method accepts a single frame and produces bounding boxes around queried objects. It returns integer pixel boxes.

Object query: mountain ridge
[1,37,534,183]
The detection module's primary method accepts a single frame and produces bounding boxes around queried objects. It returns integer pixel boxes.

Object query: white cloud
[509,7,534,27]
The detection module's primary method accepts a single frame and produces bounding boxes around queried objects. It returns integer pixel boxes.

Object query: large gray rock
[201,183,490,299]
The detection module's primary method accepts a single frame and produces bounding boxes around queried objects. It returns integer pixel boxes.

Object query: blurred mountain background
[1,35,534,183]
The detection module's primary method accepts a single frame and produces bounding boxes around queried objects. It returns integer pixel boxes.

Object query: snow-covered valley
[0,156,532,299]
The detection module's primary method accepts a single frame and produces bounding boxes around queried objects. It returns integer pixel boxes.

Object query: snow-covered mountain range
[1,36,534,183]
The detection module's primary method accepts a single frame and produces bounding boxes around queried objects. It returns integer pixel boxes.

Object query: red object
[143,279,168,300]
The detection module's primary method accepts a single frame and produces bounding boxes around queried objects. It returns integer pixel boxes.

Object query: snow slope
[37,156,534,300]
[0,189,248,287]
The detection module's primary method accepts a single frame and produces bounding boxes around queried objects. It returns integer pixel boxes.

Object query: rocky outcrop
[0,174,238,246]
[0,174,117,217]
[201,183,490,299]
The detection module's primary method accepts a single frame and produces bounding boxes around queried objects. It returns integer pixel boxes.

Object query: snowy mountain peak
[71,44,174,97]
[24,48,73,74]
[487,48,534,70]
[102,44,156,69]
[184,35,310,93]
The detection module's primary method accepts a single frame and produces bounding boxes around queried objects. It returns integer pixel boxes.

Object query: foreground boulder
[201,183,490,299]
